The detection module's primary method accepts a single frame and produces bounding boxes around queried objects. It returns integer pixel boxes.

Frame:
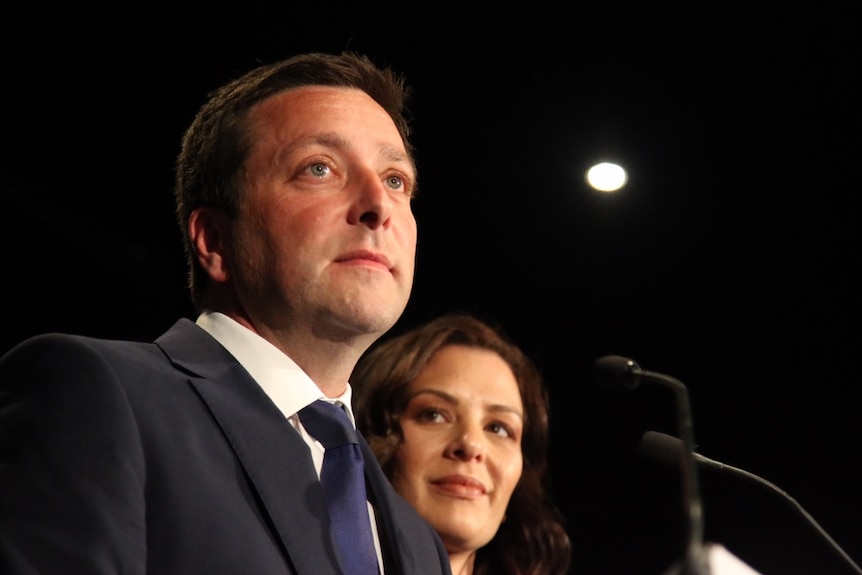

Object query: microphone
[594,355,709,575]
[640,430,862,575]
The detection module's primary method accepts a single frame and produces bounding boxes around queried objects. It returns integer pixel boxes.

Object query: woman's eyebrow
[406,388,456,403]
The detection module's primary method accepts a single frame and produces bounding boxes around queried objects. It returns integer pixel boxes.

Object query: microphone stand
[641,430,862,575]
[596,355,710,575]
[640,367,710,575]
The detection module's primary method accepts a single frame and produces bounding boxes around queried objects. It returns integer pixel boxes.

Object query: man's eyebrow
[282,132,347,151]
[274,132,413,172]
[288,132,409,160]
[377,143,411,165]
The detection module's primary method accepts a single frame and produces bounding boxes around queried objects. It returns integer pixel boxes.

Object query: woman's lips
[430,475,487,497]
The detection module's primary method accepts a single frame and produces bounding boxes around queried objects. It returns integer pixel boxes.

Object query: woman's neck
[448,550,476,575]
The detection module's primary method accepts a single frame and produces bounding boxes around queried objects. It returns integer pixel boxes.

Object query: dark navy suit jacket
[0,319,451,575]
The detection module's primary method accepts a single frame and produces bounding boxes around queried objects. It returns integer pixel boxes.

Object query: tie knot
[299,399,358,449]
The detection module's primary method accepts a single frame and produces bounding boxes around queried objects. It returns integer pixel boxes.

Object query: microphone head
[593,354,643,392]
[641,431,716,471]
[638,430,683,467]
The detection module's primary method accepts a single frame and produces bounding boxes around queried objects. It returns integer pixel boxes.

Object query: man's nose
[348,169,393,229]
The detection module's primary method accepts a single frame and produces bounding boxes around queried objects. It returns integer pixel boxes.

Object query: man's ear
[189,206,231,283]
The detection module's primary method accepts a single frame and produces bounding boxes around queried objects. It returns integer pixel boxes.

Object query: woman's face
[390,344,524,554]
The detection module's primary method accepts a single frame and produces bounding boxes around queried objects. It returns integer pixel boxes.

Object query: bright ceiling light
[586,162,627,192]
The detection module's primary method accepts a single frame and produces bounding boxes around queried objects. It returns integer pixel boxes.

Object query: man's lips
[430,475,487,497]
[334,250,392,270]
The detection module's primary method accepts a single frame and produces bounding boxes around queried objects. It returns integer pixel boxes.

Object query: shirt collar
[195,310,354,421]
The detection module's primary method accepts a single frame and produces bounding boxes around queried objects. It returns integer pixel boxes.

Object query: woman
[352,312,572,575]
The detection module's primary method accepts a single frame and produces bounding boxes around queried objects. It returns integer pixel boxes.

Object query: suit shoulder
[2,331,161,372]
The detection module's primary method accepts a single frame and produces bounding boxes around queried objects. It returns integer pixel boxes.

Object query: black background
[2,5,860,574]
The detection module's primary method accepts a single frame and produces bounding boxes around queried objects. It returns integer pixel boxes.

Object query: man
[0,52,451,575]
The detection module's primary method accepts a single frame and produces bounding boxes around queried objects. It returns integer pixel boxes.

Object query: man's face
[225,85,417,344]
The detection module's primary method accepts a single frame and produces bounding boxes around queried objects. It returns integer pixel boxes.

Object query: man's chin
[320,301,406,342]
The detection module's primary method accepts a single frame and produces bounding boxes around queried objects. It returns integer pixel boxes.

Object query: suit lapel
[155,319,342,575]
[361,437,422,574]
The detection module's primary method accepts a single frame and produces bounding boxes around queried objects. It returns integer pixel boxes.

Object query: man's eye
[309,163,330,177]
[385,175,403,190]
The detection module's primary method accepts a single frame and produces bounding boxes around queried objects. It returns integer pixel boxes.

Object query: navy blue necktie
[299,400,380,575]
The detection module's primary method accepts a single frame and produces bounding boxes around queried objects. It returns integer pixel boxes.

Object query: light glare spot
[586,162,627,192]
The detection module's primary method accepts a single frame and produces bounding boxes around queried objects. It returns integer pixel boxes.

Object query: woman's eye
[417,408,444,423]
[488,422,512,438]
[309,163,331,178]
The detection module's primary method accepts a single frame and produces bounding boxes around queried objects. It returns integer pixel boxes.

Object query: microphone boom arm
[641,430,862,575]
[640,367,708,575]
[594,355,710,575]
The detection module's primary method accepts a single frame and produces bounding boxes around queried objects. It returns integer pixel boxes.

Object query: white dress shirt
[195,310,384,571]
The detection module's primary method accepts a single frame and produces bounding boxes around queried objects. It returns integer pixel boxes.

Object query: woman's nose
[445,426,485,461]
